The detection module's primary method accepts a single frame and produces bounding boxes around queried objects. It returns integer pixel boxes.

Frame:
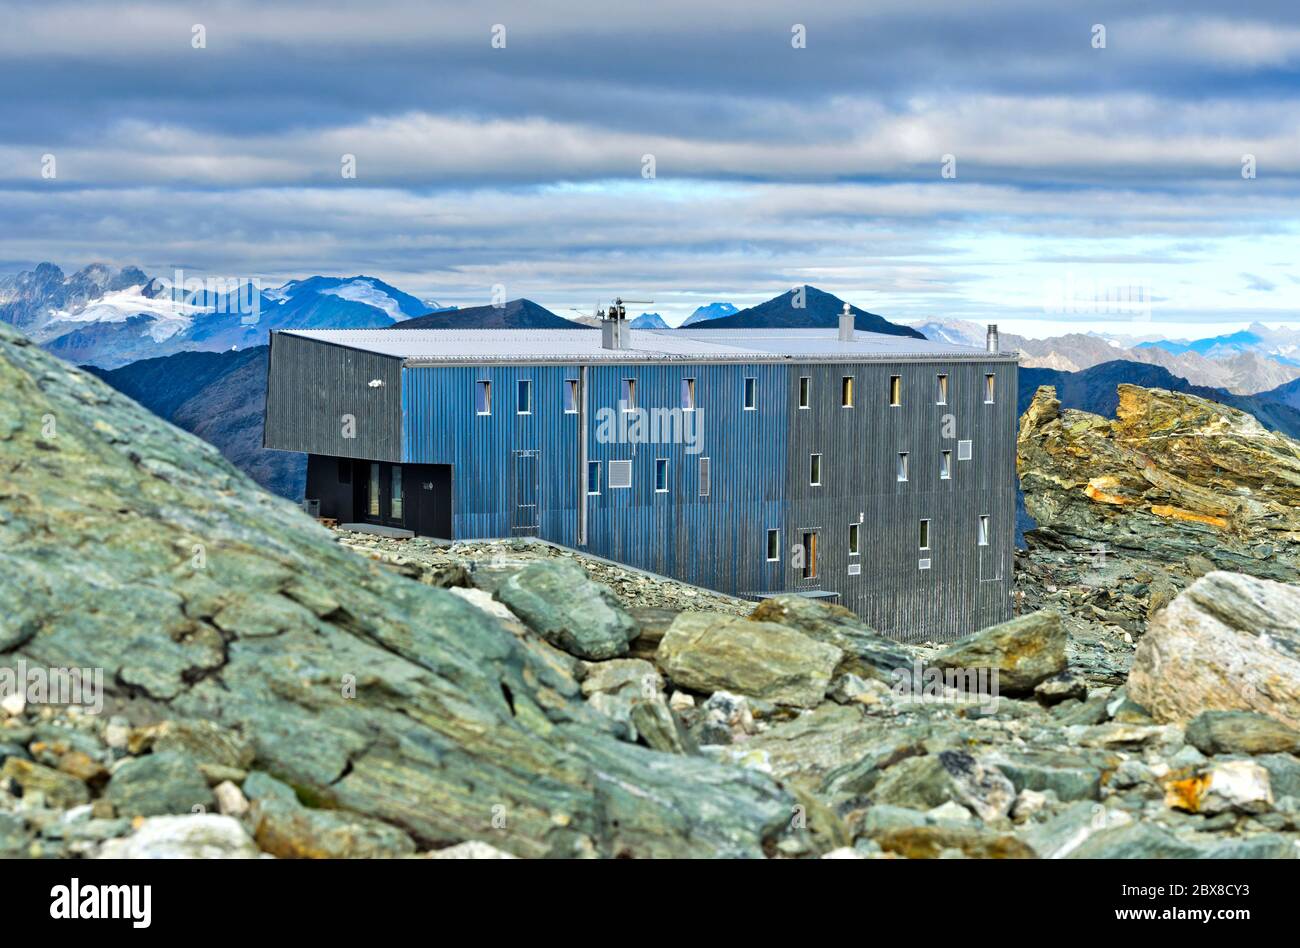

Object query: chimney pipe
[986,324,999,353]
[838,302,855,342]
[601,298,629,350]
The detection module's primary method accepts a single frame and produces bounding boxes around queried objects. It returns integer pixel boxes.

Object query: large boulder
[748,595,913,680]
[488,560,639,660]
[655,612,842,709]
[0,322,798,858]
[1184,711,1300,756]
[930,611,1066,695]
[1128,572,1300,728]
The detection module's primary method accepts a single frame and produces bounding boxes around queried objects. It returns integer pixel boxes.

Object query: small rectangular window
[564,379,579,413]
[958,440,973,461]
[940,450,952,480]
[368,463,380,517]
[390,465,403,520]
[919,558,932,571]
[978,515,990,546]
[889,375,901,407]
[699,457,710,497]
[621,378,636,412]
[985,373,996,403]
[587,461,601,495]
[681,377,696,411]
[897,452,909,482]
[810,453,822,486]
[936,374,948,405]
[841,376,854,408]
[608,460,633,488]
[655,458,669,493]
[802,531,818,579]
[744,377,757,410]
[516,379,531,414]
[798,376,811,409]
[476,380,491,415]
[848,522,860,556]
[766,529,780,562]
[919,518,930,550]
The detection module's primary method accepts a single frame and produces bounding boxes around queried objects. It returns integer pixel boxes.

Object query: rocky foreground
[1,323,1298,859]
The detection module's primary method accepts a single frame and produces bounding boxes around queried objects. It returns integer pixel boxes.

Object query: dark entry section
[407,464,453,539]
[305,455,452,538]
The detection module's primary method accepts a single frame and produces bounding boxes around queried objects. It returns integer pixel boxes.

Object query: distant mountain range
[85,347,304,498]
[399,298,574,329]
[0,263,438,369]
[630,312,669,329]
[913,317,1300,395]
[697,286,925,338]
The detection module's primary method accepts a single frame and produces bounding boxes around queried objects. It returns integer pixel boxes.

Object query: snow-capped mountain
[0,264,439,368]
[630,312,669,329]
[680,302,737,326]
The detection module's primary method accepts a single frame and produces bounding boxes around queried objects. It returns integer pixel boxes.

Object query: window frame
[940,449,952,480]
[681,377,696,412]
[798,375,811,409]
[978,514,990,546]
[848,522,860,557]
[984,373,996,404]
[841,375,854,408]
[766,529,781,562]
[475,380,492,416]
[563,378,579,414]
[621,377,637,412]
[801,531,819,579]
[810,452,823,486]
[889,375,901,407]
[654,458,670,493]
[897,451,909,482]
[919,518,931,551]
[699,456,710,497]
[586,460,601,495]
[936,373,948,405]
[516,378,532,415]
[744,376,757,411]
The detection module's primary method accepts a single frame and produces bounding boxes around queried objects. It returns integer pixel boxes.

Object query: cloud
[2,0,1299,335]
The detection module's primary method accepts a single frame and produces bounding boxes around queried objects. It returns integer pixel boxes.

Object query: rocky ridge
[2,331,1299,860]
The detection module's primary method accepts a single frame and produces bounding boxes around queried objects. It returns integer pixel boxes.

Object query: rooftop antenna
[600,296,654,349]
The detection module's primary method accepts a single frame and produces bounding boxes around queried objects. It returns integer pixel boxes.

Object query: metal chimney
[838,302,855,342]
[986,324,1000,353]
[601,298,629,350]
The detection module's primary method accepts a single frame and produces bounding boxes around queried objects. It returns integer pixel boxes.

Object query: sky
[2,0,1299,335]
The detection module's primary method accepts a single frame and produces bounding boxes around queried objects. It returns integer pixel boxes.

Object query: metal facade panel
[367,351,1017,642]
[779,359,1016,640]
[264,333,402,461]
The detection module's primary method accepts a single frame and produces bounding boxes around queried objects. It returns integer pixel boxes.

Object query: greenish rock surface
[0,323,796,858]
[931,611,1066,695]
[488,560,639,660]
[1185,711,1300,756]
[656,612,842,709]
[106,752,215,817]
[748,595,914,680]
[1,758,89,809]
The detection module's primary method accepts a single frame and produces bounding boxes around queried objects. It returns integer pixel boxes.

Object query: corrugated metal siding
[397,356,1015,641]
[780,360,1016,640]
[264,333,402,461]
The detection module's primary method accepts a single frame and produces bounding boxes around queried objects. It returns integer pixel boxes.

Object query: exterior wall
[780,360,1017,641]
[399,355,1017,642]
[264,332,403,462]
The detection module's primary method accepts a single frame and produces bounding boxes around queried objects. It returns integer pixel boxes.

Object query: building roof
[278,327,1017,364]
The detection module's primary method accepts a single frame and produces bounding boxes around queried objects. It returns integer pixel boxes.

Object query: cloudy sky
[3,0,1299,335]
